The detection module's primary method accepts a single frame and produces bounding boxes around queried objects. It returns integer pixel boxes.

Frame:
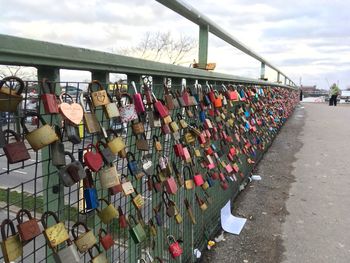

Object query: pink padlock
[131,81,145,114]
[182,147,191,161]
[168,235,183,258]
[152,93,169,118]
[193,172,204,186]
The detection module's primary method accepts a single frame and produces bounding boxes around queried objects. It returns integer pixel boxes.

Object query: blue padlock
[207,174,215,187]
[245,122,250,129]
[127,152,139,177]
[83,168,99,210]
[239,89,245,99]
[199,111,206,122]
[244,111,250,118]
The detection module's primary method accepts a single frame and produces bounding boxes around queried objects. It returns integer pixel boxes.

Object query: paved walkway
[283,103,350,263]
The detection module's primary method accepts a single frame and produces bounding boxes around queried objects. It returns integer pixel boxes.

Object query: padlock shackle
[126,151,136,162]
[21,112,48,134]
[195,193,204,205]
[162,191,173,208]
[71,221,90,239]
[59,92,75,104]
[127,214,138,227]
[41,78,55,94]
[16,208,33,224]
[64,151,76,162]
[98,198,110,210]
[118,92,133,105]
[98,228,108,238]
[176,113,184,121]
[183,165,193,180]
[88,244,102,259]
[3,129,21,142]
[0,76,25,95]
[96,140,108,151]
[184,198,191,210]
[41,211,60,229]
[88,80,105,92]
[118,206,124,216]
[167,235,177,245]
[83,167,94,188]
[84,143,98,153]
[1,219,16,239]
[152,135,159,142]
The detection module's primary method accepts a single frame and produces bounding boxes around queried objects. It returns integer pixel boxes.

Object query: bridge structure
[0,1,299,263]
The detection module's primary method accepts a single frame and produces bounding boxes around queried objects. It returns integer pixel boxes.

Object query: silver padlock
[100,164,120,189]
[159,156,168,170]
[142,154,153,174]
[53,239,80,263]
[172,131,181,141]
[58,152,86,187]
[64,119,81,144]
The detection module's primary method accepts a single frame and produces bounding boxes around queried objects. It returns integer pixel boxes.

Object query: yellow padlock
[41,211,70,249]
[163,115,172,124]
[0,76,24,112]
[170,121,180,133]
[22,113,58,151]
[177,113,188,129]
[131,190,144,210]
[88,80,110,107]
[97,199,119,224]
[107,129,126,154]
[184,166,194,190]
[1,219,23,263]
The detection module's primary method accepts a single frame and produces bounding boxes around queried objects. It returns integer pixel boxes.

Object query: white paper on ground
[221,200,247,235]
[251,175,262,181]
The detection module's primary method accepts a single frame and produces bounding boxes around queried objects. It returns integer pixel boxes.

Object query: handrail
[155,0,295,86]
[0,34,297,89]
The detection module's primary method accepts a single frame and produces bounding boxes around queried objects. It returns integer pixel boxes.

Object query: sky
[1,0,350,89]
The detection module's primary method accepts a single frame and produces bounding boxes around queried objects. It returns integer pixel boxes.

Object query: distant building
[301,85,317,93]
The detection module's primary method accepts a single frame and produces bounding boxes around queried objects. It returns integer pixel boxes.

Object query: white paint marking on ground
[1,168,27,174]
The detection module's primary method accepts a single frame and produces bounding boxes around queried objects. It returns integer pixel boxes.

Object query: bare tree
[0,65,37,80]
[119,31,197,65]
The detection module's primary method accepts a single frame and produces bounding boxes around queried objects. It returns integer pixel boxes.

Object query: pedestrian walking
[329,83,341,106]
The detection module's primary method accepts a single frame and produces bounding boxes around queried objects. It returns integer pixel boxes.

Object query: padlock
[148,219,157,237]
[136,133,149,151]
[41,78,59,114]
[118,93,138,123]
[52,239,80,263]
[128,215,147,244]
[21,112,59,151]
[64,119,81,144]
[2,129,30,164]
[182,147,192,163]
[131,189,144,210]
[127,152,145,179]
[88,244,109,263]
[16,209,41,242]
[0,76,25,113]
[193,170,204,186]
[153,135,162,151]
[184,198,196,224]
[155,164,166,182]
[58,92,84,126]
[184,131,196,144]
[152,174,163,193]
[58,152,85,187]
[201,177,210,190]
[41,211,69,248]
[164,172,178,195]
[163,115,172,125]
[71,222,97,253]
[84,144,103,172]
[118,206,128,228]
[220,179,229,190]
[147,174,154,191]
[152,93,169,118]
[206,172,215,188]
[168,235,183,258]
[1,219,23,263]
[88,80,110,107]
[121,174,135,196]
[51,126,66,167]
[107,129,126,155]
[163,192,176,217]
[171,91,180,109]
[79,93,101,134]
[100,164,120,189]
[169,120,180,133]
[132,119,145,135]
[176,113,188,129]
[173,141,184,157]
[99,228,114,251]
[153,204,163,226]
[83,168,99,210]
[183,165,194,190]
[164,85,175,110]
[103,93,120,119]
[196,193,208,211]
[97,199,119,224]
[131,81,146,114]
[141,154,153,175]
[96,140,115,165]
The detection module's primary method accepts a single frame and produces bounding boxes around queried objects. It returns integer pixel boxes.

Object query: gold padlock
[177,113,188,129]
[80,93,102,134]
[201,180,209,190]
[131,190,144,210]
[184,132,195,144]
[71,222,97,253]
[170,121,179,133]
[88,80,110,107]
[1,219,23,263]
[0,76,24,112]
[149,220,157,236]
[97,199,119,224]
[194,148,201,157]
[175,213,183,224]
[41,211,70,249]
[163,115,172,124]
[183,166,194,190]
[22,113,58,151]
[107,129,126,154]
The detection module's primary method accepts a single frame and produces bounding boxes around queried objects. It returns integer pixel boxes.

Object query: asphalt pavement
[282,103,350,263]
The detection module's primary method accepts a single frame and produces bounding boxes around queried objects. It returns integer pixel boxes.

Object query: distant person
[300,89,303,101]
[329,83,341,106]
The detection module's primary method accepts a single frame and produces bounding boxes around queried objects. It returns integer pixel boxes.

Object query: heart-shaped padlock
[84,144,103,172]
[59,93,84,125]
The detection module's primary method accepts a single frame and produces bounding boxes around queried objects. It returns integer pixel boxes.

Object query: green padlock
[128,215,146,244]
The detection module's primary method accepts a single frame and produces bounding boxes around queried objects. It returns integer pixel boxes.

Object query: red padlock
[198,133,206,145]
[118,206,128,228]
[83,144,103,172]
[41,78,59,114]
[193,172,204,186]
[211,172,219,180]
[152,93,169,118]
[173,143,184,157]
[168,235,183,259]
[99,228,114,250]
[131,81,145,114]
[164,174,178,195]
[16,209,41,242]
[205,147,214,156]
[220,179,229,190]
